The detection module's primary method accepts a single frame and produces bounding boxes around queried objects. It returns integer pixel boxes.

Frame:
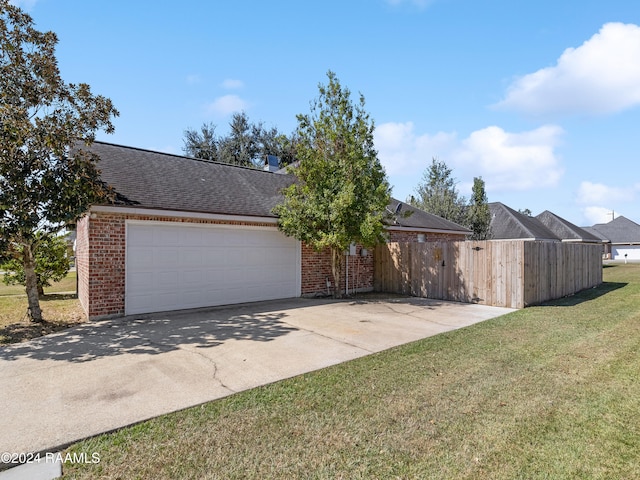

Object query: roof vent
[264,155,279,172]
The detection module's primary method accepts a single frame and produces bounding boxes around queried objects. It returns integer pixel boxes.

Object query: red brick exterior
[76,209,467,319]
[300,243,374,297]
[76,213,126,319]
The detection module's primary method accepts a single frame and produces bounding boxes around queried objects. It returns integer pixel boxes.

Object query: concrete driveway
[0,296,514,457]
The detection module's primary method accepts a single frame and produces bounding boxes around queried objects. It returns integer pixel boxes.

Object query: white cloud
[376,122,565,195]
[577,182,640,224]
[452,125,565,191]
[496,23,640,116]
[221,79,244,89]
[374,122,456,175]
[206,94,247,117]
[582,206,617,225]
[576,181,638,204]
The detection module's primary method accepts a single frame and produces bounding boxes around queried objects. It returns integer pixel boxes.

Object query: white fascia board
[88,205,279,224]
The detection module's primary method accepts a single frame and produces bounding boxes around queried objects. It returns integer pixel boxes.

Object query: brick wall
[301,244,374,296]
[75,213,127,319]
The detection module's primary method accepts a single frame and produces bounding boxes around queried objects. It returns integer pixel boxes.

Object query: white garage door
[125,222,301,315]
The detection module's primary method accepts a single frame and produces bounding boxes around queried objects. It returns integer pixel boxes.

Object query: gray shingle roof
[88,142,295,218]
[489,202,558,241]
[86,142,470,234]
[387,198,470,233]
[535,210,602,243]
[581,226,610,242]
[589,216,640,244]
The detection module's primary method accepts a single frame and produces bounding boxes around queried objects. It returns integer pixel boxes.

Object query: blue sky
[14,0,640,226]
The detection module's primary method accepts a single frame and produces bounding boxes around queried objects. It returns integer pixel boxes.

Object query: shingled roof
[89,142,295,218]
[387,198,470,233]
[489,202,558,241]
[535,210,602,243]
[86,142,470,233]
[589,216,640,244]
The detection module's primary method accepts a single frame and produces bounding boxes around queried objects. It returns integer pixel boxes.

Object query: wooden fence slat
[374,240,602,309]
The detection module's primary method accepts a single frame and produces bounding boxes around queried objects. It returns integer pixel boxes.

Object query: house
[488,202,558,241]
[75,142,470,320]
[535,210,602,244]
[585,216,640,260]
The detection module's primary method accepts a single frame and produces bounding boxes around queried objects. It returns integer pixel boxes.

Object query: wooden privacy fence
[374,240,603,308]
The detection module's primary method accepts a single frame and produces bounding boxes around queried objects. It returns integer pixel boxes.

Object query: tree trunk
[23,242,43,322]
[331,247,343,298]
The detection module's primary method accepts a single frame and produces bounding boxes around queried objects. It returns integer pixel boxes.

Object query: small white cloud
[374,122,456,175]
[206,94,247,116]
[582,206,617,225]
[496,23,640,116]
[452,125,565,191]
[221,79,244,89]
[577,181,638,204]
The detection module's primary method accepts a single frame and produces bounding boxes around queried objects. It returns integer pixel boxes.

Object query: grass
[62,264,640,479]
[0,271,85,344]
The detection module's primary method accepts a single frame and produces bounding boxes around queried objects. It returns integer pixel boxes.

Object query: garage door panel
[155,228,180,246]
[126,223,300,315]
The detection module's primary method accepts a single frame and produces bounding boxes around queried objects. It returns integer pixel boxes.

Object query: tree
[217,112,261,167]
[2,232,70,296]
[518,208,532,217]
[182,122,218,162]
[274,71,390,297]
[410,157,467,226]
[183,114,298,168]
[0,1,118,322]
[466,177,492,240]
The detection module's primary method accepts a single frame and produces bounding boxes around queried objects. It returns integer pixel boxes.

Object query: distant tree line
[183,112,298,169]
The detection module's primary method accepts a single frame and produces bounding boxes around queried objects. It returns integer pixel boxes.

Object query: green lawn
[0,271,85,344]
[63,265,640,479]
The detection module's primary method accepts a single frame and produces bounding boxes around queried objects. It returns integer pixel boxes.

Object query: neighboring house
[585,216,640,260]
[75,142,470,320]
[535,210,602,244]
[488,202,558,241]
[385,198,471,242]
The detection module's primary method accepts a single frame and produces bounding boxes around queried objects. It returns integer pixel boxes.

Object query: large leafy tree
[274,71,390,297]
[183,113,298,168]
[217,112,261,167]
[182,122,218,162]
[0,1,118,321]
[2,231,70,296]
[466,176,491,240]
[409,157,467,226]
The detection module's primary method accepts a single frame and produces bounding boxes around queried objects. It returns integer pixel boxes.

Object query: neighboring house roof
[581,226,611,243]
[489,202,558,241]
[535,210,602,243]
[386,198,470,234]
[589,216,640,244]
[86,142,470,234]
